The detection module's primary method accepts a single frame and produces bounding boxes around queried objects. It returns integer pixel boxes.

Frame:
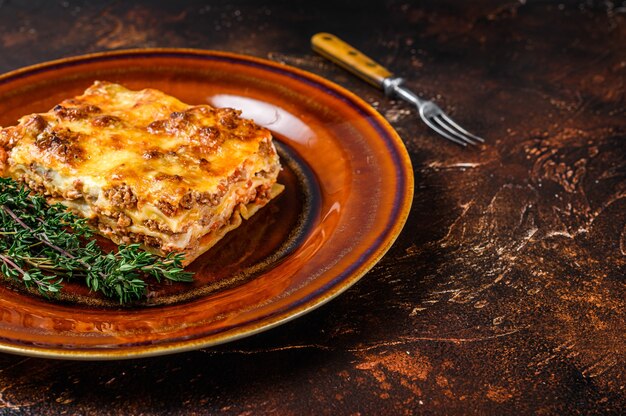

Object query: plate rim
[0,48,414,360]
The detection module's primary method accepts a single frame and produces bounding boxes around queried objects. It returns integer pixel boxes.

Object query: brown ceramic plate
[0,49,413,359]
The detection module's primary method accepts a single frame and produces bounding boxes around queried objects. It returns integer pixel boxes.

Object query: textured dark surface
[0,0,624,414]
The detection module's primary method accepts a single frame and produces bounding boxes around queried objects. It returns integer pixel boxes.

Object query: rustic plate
[0,49,413,359]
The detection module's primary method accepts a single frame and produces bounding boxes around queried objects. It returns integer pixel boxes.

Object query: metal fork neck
[382,77,423,106]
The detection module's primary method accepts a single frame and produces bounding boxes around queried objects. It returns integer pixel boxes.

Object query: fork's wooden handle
[311,32,393,88]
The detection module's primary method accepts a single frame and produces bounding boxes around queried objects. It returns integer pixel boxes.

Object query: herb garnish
[0,177,193,303]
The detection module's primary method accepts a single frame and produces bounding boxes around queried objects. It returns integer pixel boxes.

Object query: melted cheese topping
[4,81,274,204]
[0,81,282,263]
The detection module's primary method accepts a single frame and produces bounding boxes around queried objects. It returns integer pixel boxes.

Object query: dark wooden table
[0,1,624,414]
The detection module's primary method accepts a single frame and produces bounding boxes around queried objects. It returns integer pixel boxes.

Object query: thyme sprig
[0,177,193,303]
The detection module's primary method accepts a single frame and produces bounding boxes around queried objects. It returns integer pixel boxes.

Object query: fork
[311,33,484,147]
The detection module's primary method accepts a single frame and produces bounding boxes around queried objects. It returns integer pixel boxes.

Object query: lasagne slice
[0,81,283,264]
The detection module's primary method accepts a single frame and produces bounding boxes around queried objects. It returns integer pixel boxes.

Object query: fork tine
[432,116,479,146]
[421,116,468,147]
[439,113,485,143]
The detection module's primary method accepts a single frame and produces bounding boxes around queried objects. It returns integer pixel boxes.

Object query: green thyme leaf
[0,177,194,303]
